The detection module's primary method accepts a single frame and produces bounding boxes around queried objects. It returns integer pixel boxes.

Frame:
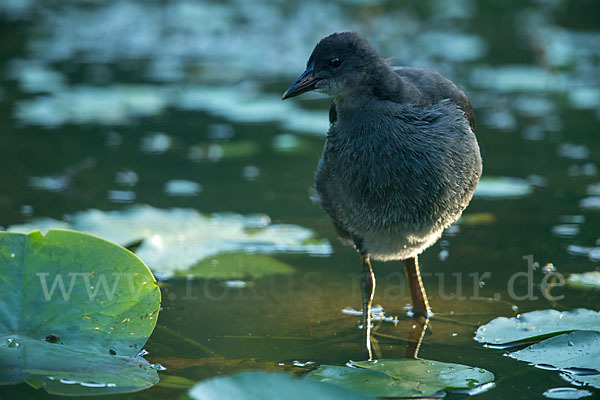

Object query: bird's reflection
[402,317,430,359]
[362,313,430,361]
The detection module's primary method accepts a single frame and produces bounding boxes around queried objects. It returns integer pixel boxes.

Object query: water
[1,0,599,399]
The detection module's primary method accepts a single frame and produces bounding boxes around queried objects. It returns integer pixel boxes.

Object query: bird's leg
[403,256,431,316]
[360,254,375,361]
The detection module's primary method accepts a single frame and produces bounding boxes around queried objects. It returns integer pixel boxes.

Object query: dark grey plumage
[282,32,482,357]
[303,32,482,261]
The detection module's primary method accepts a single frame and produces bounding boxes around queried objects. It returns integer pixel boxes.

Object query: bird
[282,32,482,359]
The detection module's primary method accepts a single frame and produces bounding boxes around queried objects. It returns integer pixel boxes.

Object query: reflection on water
[1,0,600,399]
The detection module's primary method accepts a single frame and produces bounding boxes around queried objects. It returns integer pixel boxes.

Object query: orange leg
[403,256,431,316]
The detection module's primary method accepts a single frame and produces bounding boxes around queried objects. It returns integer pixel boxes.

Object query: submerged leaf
[158,375,197,390]
[459,212,497,225]
[307,358,494,398]
[475,309,600,346]
[186,371,374,400]
[182,252,294,280]
[0,230,161,395]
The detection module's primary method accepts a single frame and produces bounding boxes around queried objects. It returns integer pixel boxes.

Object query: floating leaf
[272,133,312,153]
[0,230,161,396]
[475,309,600,346]
[15,85,169,127]
[459,212,497,225]
[158,375,197,390]
[543,387,593,399]
[580,197,600,211]
[567,272,600,290]
[182,252,294,280]
[186,371,374,400]
[164,179,203,197]
[566,246,600,262]
[307,359,494,398]
[2,338,160,396]
[474,177,533,199]
[140,132,172,154]
[561,375,600,393]
[177,86,328,136]
[308,364,436,398]
[509,331,600,389]
[508,331,599,371]
[8,205,331,279]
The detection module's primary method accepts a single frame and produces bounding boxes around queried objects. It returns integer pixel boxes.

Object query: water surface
[1,0,599,398]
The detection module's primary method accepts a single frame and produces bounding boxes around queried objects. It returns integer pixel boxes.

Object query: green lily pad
[0,229,161,395]
[509,331,600,389]
[307,359,495,398]
[567,271,600,290]
[308,364,420,397]
[158,374,197,389]
[185,371,374,400]
[475,309,600,346]
[181,252,294,280]
[2,337,160,396]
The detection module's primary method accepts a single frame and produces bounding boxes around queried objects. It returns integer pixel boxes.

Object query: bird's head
[282,32,382,100]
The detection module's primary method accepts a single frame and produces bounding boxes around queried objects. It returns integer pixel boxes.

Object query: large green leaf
[474,309,600,346]
[307,359,495,398]
[0,229,161,395]
[186,371,374,400]
[509,331,600,389]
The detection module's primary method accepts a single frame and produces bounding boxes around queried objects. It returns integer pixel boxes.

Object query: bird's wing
[392,67,475,129]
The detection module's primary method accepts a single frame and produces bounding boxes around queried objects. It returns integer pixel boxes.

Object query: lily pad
[475,309,600,346]
[15,84,169,127]
[509,331,600,389]
[474,176,533,199]
[567,272,600,290]
[561,374,600,392]
[8,205,331,279]
[186,371,374,400]
[158,375,197,390]
[459,212,497,225]
[307,359,495,398]
[182,252,294,280]
[543,387,593,399]
[0,229,161,395]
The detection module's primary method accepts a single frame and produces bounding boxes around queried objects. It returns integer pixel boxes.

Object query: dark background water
[1,0,599,399]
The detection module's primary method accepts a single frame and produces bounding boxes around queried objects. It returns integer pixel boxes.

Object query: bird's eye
[328,57,342,68]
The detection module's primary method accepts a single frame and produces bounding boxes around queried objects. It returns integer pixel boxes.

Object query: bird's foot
[406,305,433,319]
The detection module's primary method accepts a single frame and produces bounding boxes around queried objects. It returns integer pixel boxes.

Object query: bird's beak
[282,66,319,100]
